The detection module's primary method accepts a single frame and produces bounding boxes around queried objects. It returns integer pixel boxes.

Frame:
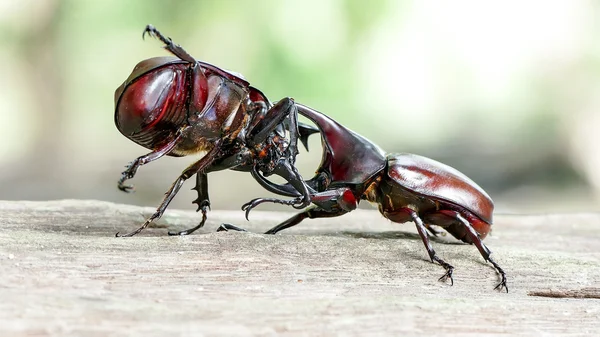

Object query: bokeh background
[1,0,600,215]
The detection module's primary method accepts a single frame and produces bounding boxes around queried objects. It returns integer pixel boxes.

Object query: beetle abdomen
[385,154,494,224]
[114,62,188,149]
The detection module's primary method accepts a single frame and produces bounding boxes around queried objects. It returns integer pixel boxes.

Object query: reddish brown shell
[386,154,494,223]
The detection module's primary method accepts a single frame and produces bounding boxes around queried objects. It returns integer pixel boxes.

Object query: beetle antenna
[142,24,197,64]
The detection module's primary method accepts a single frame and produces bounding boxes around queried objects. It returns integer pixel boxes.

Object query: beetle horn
[298,122,319,151]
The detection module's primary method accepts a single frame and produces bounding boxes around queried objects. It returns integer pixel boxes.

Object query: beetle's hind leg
[454,213,508,292]
[405,210,455,285]
[142,24,197,63]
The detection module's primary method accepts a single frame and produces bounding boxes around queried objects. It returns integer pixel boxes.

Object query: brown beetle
[115,25,506,291]
[228,105,507,291]
[114,25,318,237]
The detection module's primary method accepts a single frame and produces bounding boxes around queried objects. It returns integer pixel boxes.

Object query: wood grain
[0,200,599,336]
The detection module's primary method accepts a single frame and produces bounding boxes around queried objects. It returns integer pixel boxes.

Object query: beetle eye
[115,66,178,135]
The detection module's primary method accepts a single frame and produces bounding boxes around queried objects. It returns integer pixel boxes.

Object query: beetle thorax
[172,75,250,155]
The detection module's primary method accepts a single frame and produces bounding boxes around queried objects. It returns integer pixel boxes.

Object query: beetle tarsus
[117,160,141,192]
[117,136,184,194]
[241,196,305,220]
[453,213,509,291]
[142,24,196,63]
[116,211,161,237]
[432,256,455,285]
[142,24,168,44]
[488,256,508,292]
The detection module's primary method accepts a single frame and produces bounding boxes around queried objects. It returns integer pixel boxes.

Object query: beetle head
[114,56,208,151]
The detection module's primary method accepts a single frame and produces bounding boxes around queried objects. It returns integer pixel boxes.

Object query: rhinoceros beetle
[222,104,508,292]
[115,25,506,292]
[114,25,319,237]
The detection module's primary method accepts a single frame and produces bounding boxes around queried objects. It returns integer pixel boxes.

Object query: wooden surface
[1,200,599,336]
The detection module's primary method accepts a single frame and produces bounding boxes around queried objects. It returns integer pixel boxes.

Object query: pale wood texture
[1,200,599,336]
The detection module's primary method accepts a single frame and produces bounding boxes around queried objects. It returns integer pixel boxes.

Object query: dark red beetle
[226,105,507,291]
[115,25,506,291]
[114,25,318,237]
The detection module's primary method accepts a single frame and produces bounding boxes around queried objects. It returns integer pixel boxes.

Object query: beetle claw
[241,198,264,220]
[493,275,508,293]
[431,256,454,286]
[438,268,454,286]
[142,24,156,40]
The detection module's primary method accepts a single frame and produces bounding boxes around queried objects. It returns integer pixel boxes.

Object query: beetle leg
[117,132,184,192]
[246,98,302,165]
[167,150,254,236]
[168,207,208,236]
[409,210,455,285]
[116,141,224,237]
[166,173,210,236]
[115,175,186,237]
[243,159,312,219]
[241,195,304,221]
[142,25,197,63]
[265,207,347,234]
[251,166,306,197]
[216,207,345,234]
[455,213,508,292]
[191,172,211,213]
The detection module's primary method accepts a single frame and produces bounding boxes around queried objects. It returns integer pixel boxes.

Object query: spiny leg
[168,173,210,236]
[118,132,183,192]
[116,176,186,237]
[246,98,300,165]
[241,195,305,220]
[242,160,312,219]
[166,150,256,236]
[116,141,224,237]
[455,213,508,292]
[142,25,196,63]
[410,210,455,285]
[168,206,208,236]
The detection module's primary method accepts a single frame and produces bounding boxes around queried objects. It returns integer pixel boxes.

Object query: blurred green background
[1,0,599,214]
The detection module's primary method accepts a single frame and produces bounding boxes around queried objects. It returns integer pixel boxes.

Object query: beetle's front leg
[246,97,302,164]
[117,131,184,192]
[242,159,312,219]
[220,204,350,235]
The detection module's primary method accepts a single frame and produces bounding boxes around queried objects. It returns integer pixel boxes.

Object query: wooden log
[0,200,599,336]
